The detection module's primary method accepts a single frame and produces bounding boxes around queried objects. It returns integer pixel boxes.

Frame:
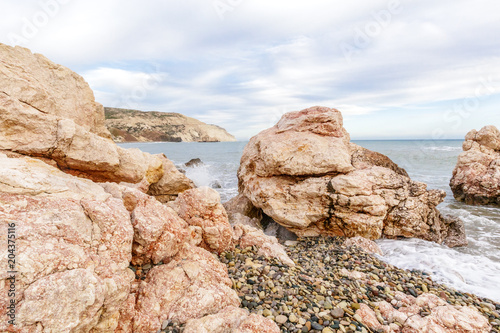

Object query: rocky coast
[0,42,497,333]
[150,237,499,332]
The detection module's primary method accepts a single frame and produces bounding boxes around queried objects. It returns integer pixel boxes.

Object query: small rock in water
[184,158,203,167]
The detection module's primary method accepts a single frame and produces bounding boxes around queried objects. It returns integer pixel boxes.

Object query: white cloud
[1,0,499,139]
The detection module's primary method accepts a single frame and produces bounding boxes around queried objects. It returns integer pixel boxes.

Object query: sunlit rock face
[450,125,500,206]
[238,106,466,247]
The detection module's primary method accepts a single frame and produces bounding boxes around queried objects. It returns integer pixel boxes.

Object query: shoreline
[150,236,500,332]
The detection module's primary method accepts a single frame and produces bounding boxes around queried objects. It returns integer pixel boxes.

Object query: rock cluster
[450,125,500,205]
[0,44,278,333]
[238,106,467,247]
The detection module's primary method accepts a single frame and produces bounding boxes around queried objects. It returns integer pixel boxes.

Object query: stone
[183,306,249,333]
[169,187,234,253]
[0,43,109,138]
[234,313,281,333]
[331,308,345,319]
[343,236,383,255]
[224,193,263,225]
[275,315,288,324]
[133,245,240,332]
[450,125,500,206]
[0,153,134,332]
[185,158,204,167]
[238,106,467,247]
[147,154,195,203]
[233,223,295,266]
[0,43,191,199]
[355,304,382,330]
[129,190,190,265]
[361,292,492,332]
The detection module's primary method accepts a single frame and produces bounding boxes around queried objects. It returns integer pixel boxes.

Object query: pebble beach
[155,237,500,333]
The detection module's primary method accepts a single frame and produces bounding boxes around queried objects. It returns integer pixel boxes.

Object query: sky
[1,0,500,140]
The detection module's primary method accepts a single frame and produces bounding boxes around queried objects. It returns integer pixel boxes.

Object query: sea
[119,140,500,303]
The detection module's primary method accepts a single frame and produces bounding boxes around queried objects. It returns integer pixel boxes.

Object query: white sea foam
[184,163,238,202]
[424,146,462,151]
[377,238,500,302]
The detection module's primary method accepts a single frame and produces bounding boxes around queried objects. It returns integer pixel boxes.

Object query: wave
[424,146,462,151]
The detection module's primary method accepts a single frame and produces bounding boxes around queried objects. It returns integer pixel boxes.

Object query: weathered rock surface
[343,236,383,255]
[0,153,134,332]
[0,43,193,201]
[0,43,110,138]
[233,223,295,266]
[224,193,263,224]
[450,125,500,205]
[169,187,234,253]
[238,106,466,246]
[0,44,245,333]
[147,155,195,203]
[183,306,280,333]
[105,107,236,142]
[356,292,491,332]
[133,245,240,332]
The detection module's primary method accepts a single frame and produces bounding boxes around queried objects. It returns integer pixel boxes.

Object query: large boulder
[238,106,466,246]
[450,125,500,205]
[133,245,240,332]
[0,43,193,200]
[0,153,134,332]
[0,43,109,138]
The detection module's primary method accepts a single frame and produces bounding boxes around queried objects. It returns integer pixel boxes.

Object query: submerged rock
[450,125,500,206]
[185,158,204,167]
[238,106,466,247]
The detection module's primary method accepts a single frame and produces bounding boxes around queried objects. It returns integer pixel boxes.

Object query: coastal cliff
[105,107,236,142]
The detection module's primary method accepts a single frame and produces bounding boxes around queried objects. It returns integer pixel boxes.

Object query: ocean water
[119,140,500,302]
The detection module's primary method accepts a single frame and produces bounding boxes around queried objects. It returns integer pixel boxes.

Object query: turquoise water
[118,140,500,302]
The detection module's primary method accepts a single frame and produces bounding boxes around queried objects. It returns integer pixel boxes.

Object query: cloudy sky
[1,0,499,140]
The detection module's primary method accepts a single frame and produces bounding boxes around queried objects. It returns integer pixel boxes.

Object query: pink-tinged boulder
[356,292,491,333]
[133,245,240,332]
[238,106,466,247]
[344,236,383,255]
[234,314,281,333]
[183,306,280,333]
[233,223,295,266]
[450,125,500,205]
[0,154,134,332]
[184,306,248,333]
[130,191,190,266]
[169,187,234,253]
